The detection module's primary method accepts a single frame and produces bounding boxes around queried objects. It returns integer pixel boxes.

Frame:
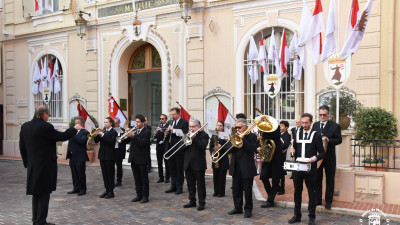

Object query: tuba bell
[257,115,279,162]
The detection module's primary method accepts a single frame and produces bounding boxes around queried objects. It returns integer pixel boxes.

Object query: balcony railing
[352,139,400,171]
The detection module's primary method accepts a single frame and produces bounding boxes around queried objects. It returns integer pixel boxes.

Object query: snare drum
[283,161,311,172]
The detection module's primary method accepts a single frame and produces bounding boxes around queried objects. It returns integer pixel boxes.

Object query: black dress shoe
[288,216,301,224]
[261,201,274,208]
[197,205,205,211]
[325,203,332,209]
[244,211,252,218]
[78,191,86,196]
[165,187,177,193]
[157,178,164,183]
[67,190,79,194]
[316,201,322,206]
[131,196,142,202]
[278,190,285,195]
[99,191,108,198]
[183,202,196,208]
[217,194,225,197]
[165,178,170,183]
[175,190,183,195]
[115,182,122,187]
[308,218,316,225]
[140,196,149,203]
[228,209,243,215]
[105,191,114,199]
[213,193,218,197]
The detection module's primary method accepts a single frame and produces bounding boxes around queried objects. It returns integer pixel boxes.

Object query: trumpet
[87,127,105,140]
[164,123,208,160]
[117,126,137,143]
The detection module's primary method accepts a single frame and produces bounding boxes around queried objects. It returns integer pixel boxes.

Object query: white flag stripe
[321,0,336,62]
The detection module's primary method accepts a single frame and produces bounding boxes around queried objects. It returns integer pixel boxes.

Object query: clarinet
[152,123,162,142]
[161,119,173,144]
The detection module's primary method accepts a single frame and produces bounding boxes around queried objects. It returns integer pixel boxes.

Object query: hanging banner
[263,74,281,98]
[42,88,51,105]
[323,54,352,89]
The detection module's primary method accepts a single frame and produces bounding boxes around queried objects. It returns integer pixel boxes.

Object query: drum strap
[296,131,316,158]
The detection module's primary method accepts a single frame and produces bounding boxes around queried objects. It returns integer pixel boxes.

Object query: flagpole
[337,0,340,53]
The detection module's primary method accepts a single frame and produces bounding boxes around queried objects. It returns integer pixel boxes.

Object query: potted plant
[321,91,362,130]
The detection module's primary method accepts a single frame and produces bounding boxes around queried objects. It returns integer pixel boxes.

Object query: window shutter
[22,0,35,17]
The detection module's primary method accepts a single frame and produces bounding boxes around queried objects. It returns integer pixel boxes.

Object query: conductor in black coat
[182,118,209,210]
[288,113,325,225]
[128,114,152,203]
[20,105,79,225]
[209,121,230,198]
[154,114,170,183]
[259,119,282,208]
[278,120,291,195]
[164,107,189,194]
[113,117,129,187]
[312,105,342,209]
[94,117,118,199]
[227,118,258,219]
[66,116,89,196]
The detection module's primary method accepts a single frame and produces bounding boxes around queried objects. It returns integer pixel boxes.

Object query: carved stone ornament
[68,93,87,105]
[132,18,142,37]
[121,20,155,43]
[203,86,231,98]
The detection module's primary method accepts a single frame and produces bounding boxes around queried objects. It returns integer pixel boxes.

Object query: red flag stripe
[313,0,323,15]
[351,0,359,29]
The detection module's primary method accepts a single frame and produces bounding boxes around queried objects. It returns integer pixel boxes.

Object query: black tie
[304,132,308,140]
[321,123,325,130]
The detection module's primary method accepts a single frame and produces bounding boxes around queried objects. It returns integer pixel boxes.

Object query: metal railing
[352,139,400,171]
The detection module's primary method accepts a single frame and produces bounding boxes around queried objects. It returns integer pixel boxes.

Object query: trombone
[87,127,105,140]
[212,115,277,163]
[117,126,137,143]
[164,123,208,160]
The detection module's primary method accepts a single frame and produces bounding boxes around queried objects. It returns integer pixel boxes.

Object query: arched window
[244,27,304,125]
[33,54,63,122]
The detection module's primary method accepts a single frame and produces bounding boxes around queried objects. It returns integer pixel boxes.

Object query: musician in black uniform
[114,117,129,187]
[154,114,170,183]
[144,116,153,173]
[278,120,291,195]
[259,119,283,208]
[128,114,152,203]
[182,118,209,210]
[291,118,301,140]
[94,117,118,199]
[209,121,229,197]
[227,118,258,218]
[312,105,342,209]
[164,107,189,194]
[66,116,89,196]
[288,113,325,225]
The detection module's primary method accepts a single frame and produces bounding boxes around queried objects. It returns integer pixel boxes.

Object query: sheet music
[218,131,229,139]
[114,127,124,134]
[174,129,184,137]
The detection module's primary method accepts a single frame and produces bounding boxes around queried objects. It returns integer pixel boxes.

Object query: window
[33,54,63,122]
[244,27,304,125]
[36,0,59,16]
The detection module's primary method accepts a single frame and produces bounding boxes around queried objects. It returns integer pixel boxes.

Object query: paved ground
[0,159,390,225]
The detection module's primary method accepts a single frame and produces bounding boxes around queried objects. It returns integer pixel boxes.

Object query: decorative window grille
[33,54,63,123]
[244,27,305,126]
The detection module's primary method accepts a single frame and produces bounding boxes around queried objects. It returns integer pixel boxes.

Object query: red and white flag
[47,58,54,92]
[217,101,236,134]
[339,0,373,59]
[348,0,360,32]
[247,36,259,84]
[35,0,43,15]
[268,29,283,77]
[108,97,128,128]
[180,106,191,122]
[53,59,61,94]
[289,33,302,80]
[280,29,289,74]
[257,31,268,75]
[77,103,96,132]
[321,0,336,62]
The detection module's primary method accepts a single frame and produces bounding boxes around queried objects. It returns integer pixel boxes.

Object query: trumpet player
[228,119,258,218]
[278,121,291,195]
[164,107,189,195]
[94,117,118,199]
[154,114,170,183]
[209,121,230,198]
[114,117,129,187]
[182,118,209,211]
[127,114,152,203]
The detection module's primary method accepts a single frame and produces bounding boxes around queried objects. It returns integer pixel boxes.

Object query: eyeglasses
[319,114,328,117]
[159,118,165,120]
[235,126,242,129]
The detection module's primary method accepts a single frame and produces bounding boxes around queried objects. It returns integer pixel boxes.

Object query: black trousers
[232,176,253,212]
[213,168,227,196]
[156,146,169,179]
[168,154,184,190]
[261,176,280,203]
[316,153,336,204]
[292,172,317,219]
[100,160,115,191]
[69,160,87,192]
[131,163,149,198]
[32,193,50,225]
[185,164,206,205]
[115,158,123,183]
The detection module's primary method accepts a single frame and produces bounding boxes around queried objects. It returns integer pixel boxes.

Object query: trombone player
[227,118,258,218]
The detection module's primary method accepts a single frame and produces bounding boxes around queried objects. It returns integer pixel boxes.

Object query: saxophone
[211,132,220,168]
[258,131,276,162]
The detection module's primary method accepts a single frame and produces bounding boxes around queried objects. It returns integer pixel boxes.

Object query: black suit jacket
[293,128,325,174]
[312,121,342,157]
[164,118,189,156]
[66,129,89,162]
[128,126,151,165]
[184,131,209,171]
[281,131,291,153]
[229,133,258,179]
[260,127,283,179]
[209,134,230,170]
[154,121,170,152]
[19,117,77,195]
[94,128,118,161]
[291,127,300,141]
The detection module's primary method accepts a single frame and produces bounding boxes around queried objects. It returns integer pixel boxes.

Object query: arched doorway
[128,43,162,126]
